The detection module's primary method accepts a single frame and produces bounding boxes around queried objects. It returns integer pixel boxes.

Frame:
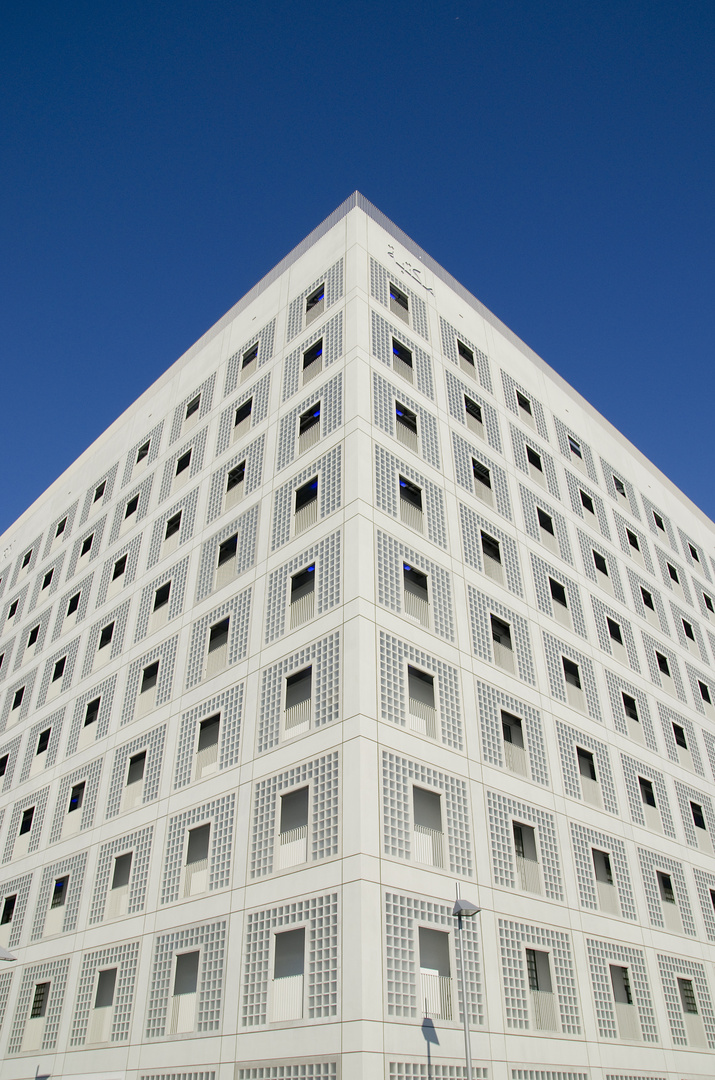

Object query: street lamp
[452,891,480,1080]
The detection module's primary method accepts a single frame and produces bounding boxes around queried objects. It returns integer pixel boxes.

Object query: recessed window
[690,801,706,830]
[457,340,474,367]
[682,619,695,641]
[678,977,699,1015]
[607,618,623,645]
[472,459,492,490]
[217,534,238,568]
[392,338,413,376]
[580,489,595,514]
[613,476,626,497]
[30,982,50,1019]
[93,482,106,503]
[51,657,66,683]
[389,283,409,320]
[36,729,51,755]
[164,512,182,542]
[84,698,101,728]
[41,569,53,590]
[112,555,127,581]
[464,395,483,428]
[537,508,554,535]
[67,592,80,617]
[12,687,25,710]
[526,446,542,472]
[704,593,714,613]
[567,435,582,459]
[27,625,39,649]
[698,680,711,705]
[302,340,322,372]
[185,395,201,420]
[640,586,655,611]
[175,450,192,476]
[395,402,418,451]
[154,582,171,610]
[639,776,656,807]
[68,781,85,813]
[657,870,675,904]
[653,511,665,531]
[124,495,139,520]
[593,551,609,576]
[21,550,32,569]
[563,658,581,689]
[400,476,423,510]
[0,754,7,777]
[7,600,18,619]
[626,529,640,552]
[667,563,679,584]
[298,404,321,450]
[549,578,567,607]
[19,806,34,834]
[294,478,318,524]
[55,517,67,537]
[516,391,533,417]
[80,534,93,557]
[140,662,159,694]
[226,462,246,492]
[50,875,69,909]
[688,542,700,563]
[0,895,16,924]
[403,563,429,626]
[305,284,325,324]
[208,618,230,654]
[98,623,114,650]
[577,746,597,781]
[234,399,252,428]
[242,344,258,370]
[672,722,688,749]
[136,440,150,464]
[622,693,639,721]
[481,531,502,565]
[290,565,315,627]
[656,651,670,676]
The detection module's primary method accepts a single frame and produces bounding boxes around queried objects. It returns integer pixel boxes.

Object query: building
[0,192,713,1080]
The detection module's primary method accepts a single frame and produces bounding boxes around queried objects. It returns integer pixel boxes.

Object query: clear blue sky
[2,0,713,534]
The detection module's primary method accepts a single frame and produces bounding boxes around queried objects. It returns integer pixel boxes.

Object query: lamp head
[452,899,480,918]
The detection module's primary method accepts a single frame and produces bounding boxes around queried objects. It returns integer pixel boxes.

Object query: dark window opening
[242,344,258,369]
[112,555,127,581]
[472,459,491,488]
[302,341,323,370]
[8,600,18,619]
[667,563,680,583]
[577,747,597,781]
[656,651,670,676]
[568,435,582,458]
[154,582,171,610]
[36,729,51,755]
[124,495,139,518]
[127,751,146,784]
[641,587,655,611]
[27,625,39,648]
[704,593,714,613]
[396,402,418,434]
[55,517,67,537]
[580,489,595,514]
[622,693,639,721]
[208,618,230,653]
[392,339,413,368]
[20,550,32,569]
[607,618,623,645]
[291,564,315,602]
[295,478,318,512]
[136,440,150,463]
[490,615,512,648]
[12,687,24,710]
[165,512,182,539]
[699,680,711,704]
[68,782,85,813]
[93,482,106,503]
[98,623,114,650]
[657,871,675,904]
[175,450,191,476]
[41,569,53,590]
[306,284,325,312]
[389,283,409,312]
[19,807,34,835]
[626,529,640,551]
[234,399,252,426]
[537,508,554,535]
[653,511,665,531]
[50,875,69,909]
[217,534,238,567]
[516,391,532,416]
[226,462,246,491]
[30,982,50,1019]
[458,340,474,366]
[691,802,706,830]
[639,776,656,807]
[672,723,688,749]
[526,446,542,471]
[464,396,482,423]
[84,698,101,727]
[683,620,695,641]
[299,405,321,436]
[403,563,428,599]
[613,476,627,497]
[140,662,159,694]
[80,534,93,557]
[0,895,16,924]
[400,476,423,511]
[67,592,80,617]
[688,543,700,562]
[593,551,609,575]
[549,578,567,607]
[185,394,201,419]
[481,531,501,563]
[51,657,66,683]
[563,658,581,688]
[0,754,7,777]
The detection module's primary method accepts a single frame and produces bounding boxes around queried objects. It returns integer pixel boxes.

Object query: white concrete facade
[0,193,714,1080]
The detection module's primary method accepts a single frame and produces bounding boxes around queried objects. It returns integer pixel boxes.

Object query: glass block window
[146,919,226,1036]
[542,633,602,718]
[385,891,481,1023]
[452,432,510,519]
[0,871,32,947]
[375,446,447,549]
[160,794,235,904]
[169,373,215,444]
[2,786,49,861]
[556,722,617,811]
[500,371,549,440]
[590,597,640,671]
[509,425,560,499]
[673,779,715,847]
[656,700,704,772]
[370,257,428,339]
[0,733,21,792]
[106,722,166,817]
[393,1066,487,1080]
[512,1073,586,1080]
[174,684,243,789]
[377,531,454,641]
[217,375,271,459]
[599,460,640,518]
[656,953,715,1047]
[159,426,208,503]
[459,503,522,595]
[641,494,678,550]
[1,583,29,627]
[81,599,131,678]
[147,488,199,569]
[445,369,500,449]
[604,671,657,749]
[69,939,140,1045]
[30,851,87,939]
[7,957,70,1053]
[683,661,715,716]
[440,316,492,391]
[570,823,636,918]
[19,709,64,782]
[283,311,343,401]
[625,568,669,633]
[79,462,119,524]
[488,791,562,898]
[265,530,341,643]
[65,674,116,755]
[257,632,340,753]
[467,587,535,683]
[89,825,153,922]
[241,892,338,1025]
[373,371,441,469]
[120,638,178,726]
[520,486,572,562]
[530,554,585,635]
[612,512,654,574]
[271,446,341,551]
[670,601,707,658]
[185,587,251,690]
[636,846,696,934]
[553,417,598,481]
[206,434,265,525]
[50,570,93,642]
[121,420,164,486]
[498,919,580,1033]
[0,668,37,733]
[251,751,339,877]
[49,758,102,843]
[620,753,676,836]
[0,635,17,685]
[379,631,462,749]
[371,309,433,399]
[14,607,53,673]
[693,867,715,941]
[238,1067,336,1080]
[576,531,625,602]
[654,547,693,605]
[585,937,657,1041]
[564,471,611,539]
[224,317,276,392]
[28,551,65,611]
[97,535,142,606]
[134,556,189,642]
[42,501,79,558]
[382,750,472,875]
[287,259,343,343]
[277,371,342,471]
[475,678,548,783]
[640,633,686,701]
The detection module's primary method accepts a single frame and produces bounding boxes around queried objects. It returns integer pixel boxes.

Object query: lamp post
[452,890,480,1080]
